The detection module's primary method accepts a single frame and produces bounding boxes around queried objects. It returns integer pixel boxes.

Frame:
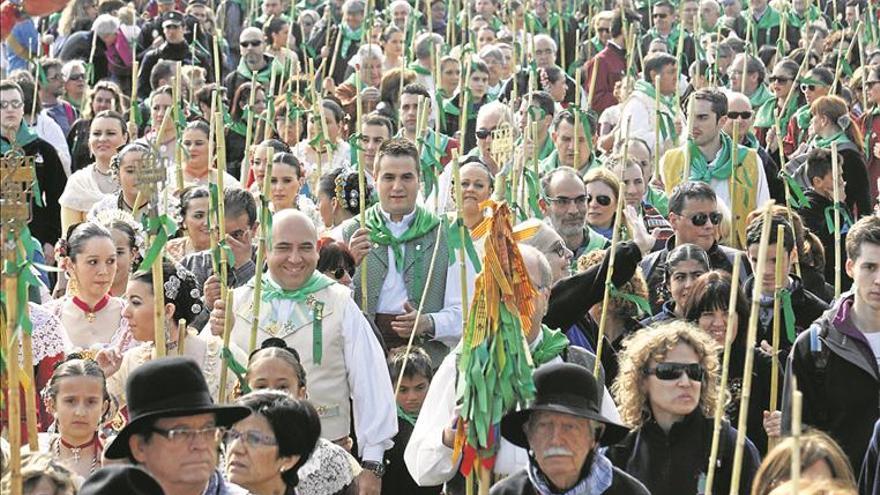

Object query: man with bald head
[212,209,396,494]
[223,26,279,98]
[723,91,785,203]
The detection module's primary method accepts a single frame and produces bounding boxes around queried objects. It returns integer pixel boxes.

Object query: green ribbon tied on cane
[823,204,854,234]
[445,216,482,273]
[522,167,544,221]
[780,171,810,208]
[608,282,653,318]
[206,183,237,271]
[530,327,569,366]
[777,287,797,344]
[0,227,44,337]
[221,347,250,394]
[137,215,179,271]
[348,132,364,170]
[418,129,450,198]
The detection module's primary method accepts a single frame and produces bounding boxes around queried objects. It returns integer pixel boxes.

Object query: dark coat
[308,23,360,85]
[138,42,209,100]
[796,189,853,291]
[782,292,880,473]
[544,241,643,388]
[1,135,67,245]
[605,412,760,495]
[382,417,442,495]
[66,118,91,174]
[742,274,829,352]
[859,419,880,495]
[586,42,627,116]
[58,31,109,84]
[488,464,649,495]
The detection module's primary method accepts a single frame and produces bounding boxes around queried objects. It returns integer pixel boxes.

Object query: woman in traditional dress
[92,211,143,297]
[166,186,211,262]
[175,120,241,194]
[87,142,152,222]
[292,100,352,184]
[98,259,246,404]
[139,86,177,163]
[46,222,133,353]
[58,111,129,234]
[316,168,373,240]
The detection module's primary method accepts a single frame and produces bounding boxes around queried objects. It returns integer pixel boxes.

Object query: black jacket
[66,118,91,174]
[742,274,829,352]
[640,235,751,313]
[797,188,853,291]
[605,411,760,495]
[544,241,643,387]
[382,417,441,495]
[488,463,649,495]
[138,42,209,100]
[1,135,67,245]
[783,292,880,473]
[724,335,781,455]
[859,419,880,495]
[59,31,109,84]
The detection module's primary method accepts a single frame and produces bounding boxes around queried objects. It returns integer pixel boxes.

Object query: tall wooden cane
[593,182,626,377]
[831,142,842,297]
[248,150,273,354]
[768,224,785,452]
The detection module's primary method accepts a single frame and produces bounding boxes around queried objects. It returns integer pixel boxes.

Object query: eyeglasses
[223,428,278,448]
[240,40,263,48]
[547,195,587,207]
[475,127,497,140]
[549,243,570,259]
[331,267,354,280]
[150,426,225,444]
[587,194,612,206]
[688,211,723,226]
[67,73,86,81]
[767,75,792,84]
[653,12,669,19]
[644,362,704,381]
[0,100,24,110]
[726,111,752,120]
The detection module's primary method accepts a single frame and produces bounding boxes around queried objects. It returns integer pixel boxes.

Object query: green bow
[531,326,569,366]
[418,129,450,198]
[338,23,363,59]
[780,171,810,208]
[262,272,334,364]
[137,215,179,271]
[221,347,250,394]
[365,205,441,272]
[0,227,44,338]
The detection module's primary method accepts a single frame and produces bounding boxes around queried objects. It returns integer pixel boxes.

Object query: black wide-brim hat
[80,465,165,495]
[500,362,629,449]
[105,357,250,459]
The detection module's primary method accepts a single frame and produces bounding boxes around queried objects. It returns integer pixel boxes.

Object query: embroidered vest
[230,282,352,441]
[661,146,759,250]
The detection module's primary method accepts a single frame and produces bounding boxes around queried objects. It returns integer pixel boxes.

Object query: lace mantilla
[295,439,360,495]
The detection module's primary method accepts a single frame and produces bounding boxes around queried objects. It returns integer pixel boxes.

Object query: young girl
[43,357,110,481]
[87,142,151,223]
[46,222,133,353]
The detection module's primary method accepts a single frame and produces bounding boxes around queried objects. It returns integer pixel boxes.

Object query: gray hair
[534,34,557,53]
[414,33,443,60]
[61,59,86,80]
[342,0,365,14]
[93,14,120,36]
[389,0,410,12]
[478,45,505,65]
[700,0,720,14]
[240,26,263,41]
[517,242,553,290]
[349,43,385,68]
[476,100,514,127]
[298,9,319,23]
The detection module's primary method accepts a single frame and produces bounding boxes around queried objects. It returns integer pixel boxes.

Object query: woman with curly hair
[752,430,857,495]
[682,270,780,454]
[606,320,761,495]
[96,258,247,404]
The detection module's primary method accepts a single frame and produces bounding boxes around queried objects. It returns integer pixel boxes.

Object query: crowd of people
[1,0,880,493]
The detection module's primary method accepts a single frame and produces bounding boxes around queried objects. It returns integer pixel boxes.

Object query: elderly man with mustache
[490,362,649,495]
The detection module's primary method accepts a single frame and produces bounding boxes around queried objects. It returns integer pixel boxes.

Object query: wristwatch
[361,460,386,478]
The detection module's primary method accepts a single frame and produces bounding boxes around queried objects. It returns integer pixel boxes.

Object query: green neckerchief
[810,131,850,150]
[748,84,774,109]
[647,25,683,55]
[531,326,569,367]
[646,187,669,216]
[754,95,798,129]
[794,104,812,130]
[743,132,760,149]
[539,149,561,174]
[590,36,604,54]
[525,12,558,34]
[364,205,441,272]
[0,121,39,154]
[633,79,678,141]
[748,5,781,46]
[236,57,278,85]
[228,112,248,137]
[407,62,431,76]
[397,404,418,426]
[777,287,797,344]
[786,5,820,30]
[262,271,336,302]
[262,272,334,365]
[823,203,854,234]
[688,132,748,183]
[339,23,363,59]
[419,128,450,198]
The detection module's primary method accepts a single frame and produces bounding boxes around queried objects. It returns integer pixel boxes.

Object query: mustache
[541,447,574,458]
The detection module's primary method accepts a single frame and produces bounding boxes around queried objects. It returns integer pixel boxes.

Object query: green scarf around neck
[754,94,798,129]
[633,79,678,141]
[688,132,748,183]
[339,23,363,59]
[647,25,682,55]
[262,272,336,302]
[810,130,850,150]
[531,326,569,367]
[748,84,774,109]
[397,405,418,426]
[0,121,39,154]
[365,205,441,272]
[236,56,279,85]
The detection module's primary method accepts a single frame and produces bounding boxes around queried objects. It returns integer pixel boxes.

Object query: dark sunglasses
[332,267,354,280]
[587,194,612,206]
[644,362,704,381]
[726,111,752,120]
[688,211,723,226]
[475,127,497,140]
[596,27,610,34]
[767,75,792,84]
[800,83,825,92]
[67,73,86,81]
[240,40,262,48]
[653,12,669,19]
